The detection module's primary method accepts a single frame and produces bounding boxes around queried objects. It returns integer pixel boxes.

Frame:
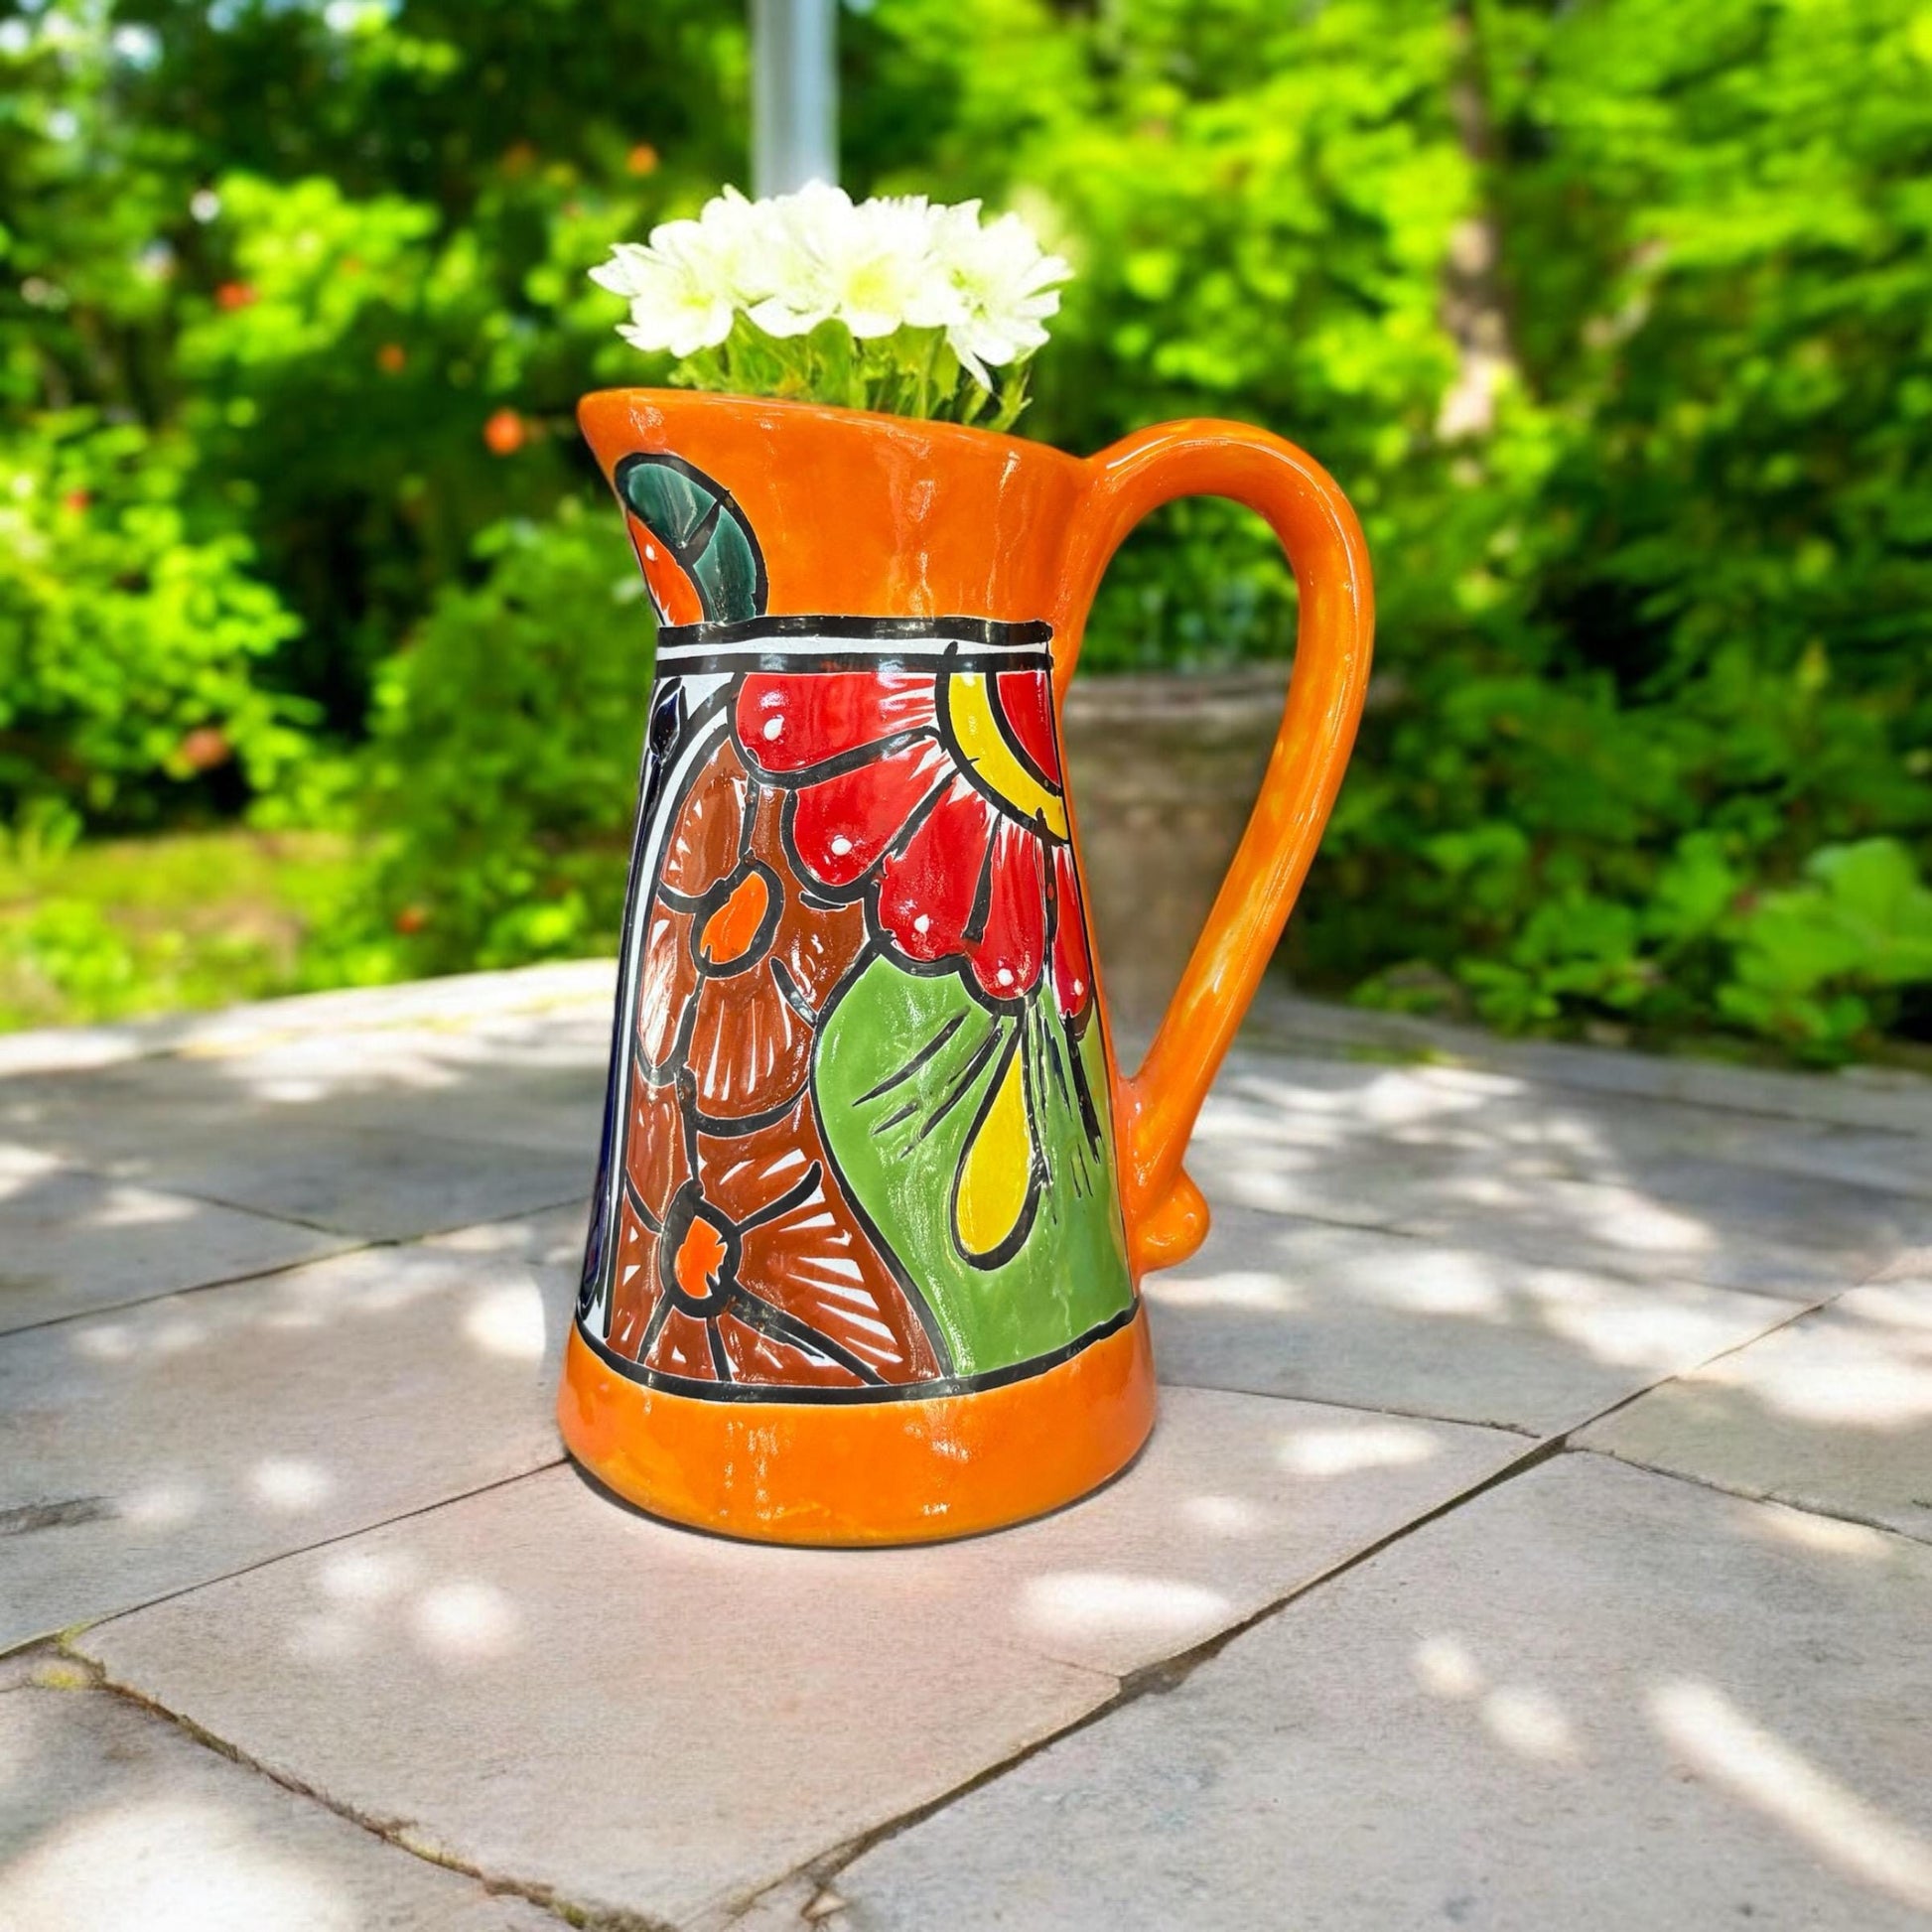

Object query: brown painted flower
[605,1082,944,1390]
[633,737,867,1126]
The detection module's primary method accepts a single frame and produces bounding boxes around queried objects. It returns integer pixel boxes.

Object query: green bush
[355,498,648,975]
[2,0,1928,1061]
[0,414,310,823]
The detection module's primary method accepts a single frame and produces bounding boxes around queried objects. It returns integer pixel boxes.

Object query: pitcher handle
[1062,420,1375,1275]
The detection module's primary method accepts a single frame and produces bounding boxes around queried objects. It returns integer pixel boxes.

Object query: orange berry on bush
[625,143,659,176]
[177,727,232,772]
[214,281,257,311]
[376,343,407,373]
[483,408,526,455]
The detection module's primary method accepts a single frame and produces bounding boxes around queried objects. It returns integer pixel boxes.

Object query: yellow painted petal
[943,673,1068,839]
[954,1042,1035,1261]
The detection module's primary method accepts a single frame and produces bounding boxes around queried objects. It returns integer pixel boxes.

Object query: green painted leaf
[616,455,766,623]
[815,956,1134,1377]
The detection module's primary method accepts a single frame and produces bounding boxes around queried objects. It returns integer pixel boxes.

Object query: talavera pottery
[560,390,1374,1545]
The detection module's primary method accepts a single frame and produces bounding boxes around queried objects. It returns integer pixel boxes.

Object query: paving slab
[0,1043,608,1169]
[0,1151,347,1334]
[1213,1048,1932,1200]
[1247,986,1932,1136]
[0,1235,569,1649]
[1192,1066,1918,1294]
[77,1465,1117,1929]
[1146,1205,1805,1434]
[0,958,617,1079]
[0,1664,557,1930]
[835,1455,1932,1932]
[1580,1273,1932,1543]
[882,1386,1524,1677]
[88,1119,590,1242]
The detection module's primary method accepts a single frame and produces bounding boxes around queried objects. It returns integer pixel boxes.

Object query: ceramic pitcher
[559,390,1373,1545]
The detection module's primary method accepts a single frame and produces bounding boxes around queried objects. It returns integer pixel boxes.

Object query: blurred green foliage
[2,0,1929,1059]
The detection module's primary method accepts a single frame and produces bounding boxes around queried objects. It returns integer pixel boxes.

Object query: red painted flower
[735,664,1093,1021]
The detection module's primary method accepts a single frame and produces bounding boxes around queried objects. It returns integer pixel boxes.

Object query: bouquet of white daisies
[590,184,1072,431]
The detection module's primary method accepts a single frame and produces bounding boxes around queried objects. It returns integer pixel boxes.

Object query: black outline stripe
[576,1300,1140,1406]
[614,451,770,621]
[658,614,1051,649]
[661,647,1054,677]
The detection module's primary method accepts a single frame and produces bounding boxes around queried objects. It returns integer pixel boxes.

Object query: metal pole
[751,0,838,196]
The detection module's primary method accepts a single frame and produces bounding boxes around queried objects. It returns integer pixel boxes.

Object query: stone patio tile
[94,1119,590,1241]
[0,958,618,1080]
[0,1236,568,1649]
[1213,1048,1932,1201]
[1248,987,1932,1136]
[1192,1068,1919,1294]
[1579,1274,1932,1544]
[878,1386,1524,1678]
[1146,1208,1805,1435]
[77,1465,1117,1929]
[0,1668,558,1930]
[0,1029,609,1175]
[835,1455,1932,1932]
[0,1156,348,1333]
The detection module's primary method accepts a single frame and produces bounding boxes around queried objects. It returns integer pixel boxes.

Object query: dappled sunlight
[1650,1680,1932,1912]
[1019,1570,1232,1649]
[71,1321,135,1361]
[412,1579,522,1662]
[1411,1633,1483,1701]
[1351,1251,1505,1320]
[1178,1493,1268,1537]
[1534,1283,1759,1371]
[0,1144,65,1192]
[118,1482,202,1532]
[289,1551,523,1675]
[0,1796,354,1932]
[1410,1635,1582,1765]
[318,1546,421,1605]
[1277,1424,1437,1477]
[250,1457,335,1513]
[84,1186,199,1231]
[1741,1503,1894,1563]
[1144,1270,1300,1312]
[1700,1308,1932,1431]
[462,1281,548,1360]
[1480,1686,1581,1763]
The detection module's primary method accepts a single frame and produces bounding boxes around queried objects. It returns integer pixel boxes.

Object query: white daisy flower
[928,203,1071,387]
[590,219,736,359]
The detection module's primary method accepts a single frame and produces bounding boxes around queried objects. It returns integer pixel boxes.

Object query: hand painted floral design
[608,1079,943,1389]
[599,724,944,1390]
[576,475,1134,1398]
[733,663,1094,1024]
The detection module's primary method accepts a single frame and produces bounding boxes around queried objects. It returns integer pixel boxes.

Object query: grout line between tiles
[1566,1444,1932,1548]
[0,1192,592,1340]
[0,1458,570,1667]
[1151,1377,1541,1438]
[71,1655,641,1931]
[723,1280,1865,1924]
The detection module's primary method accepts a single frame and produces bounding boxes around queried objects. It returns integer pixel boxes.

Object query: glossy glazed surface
[562,390,1372,1543]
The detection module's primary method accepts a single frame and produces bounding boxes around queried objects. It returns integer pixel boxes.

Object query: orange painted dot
[673,1216,729,1304]
[698,872,770,967]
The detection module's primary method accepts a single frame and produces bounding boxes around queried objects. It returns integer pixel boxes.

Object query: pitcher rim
[577,385,1088,477]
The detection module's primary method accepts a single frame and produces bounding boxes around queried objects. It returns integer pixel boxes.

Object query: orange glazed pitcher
[559,390,1373,1545]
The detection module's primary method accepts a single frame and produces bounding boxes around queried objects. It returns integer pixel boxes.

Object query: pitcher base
[557,1307,1157,1546]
